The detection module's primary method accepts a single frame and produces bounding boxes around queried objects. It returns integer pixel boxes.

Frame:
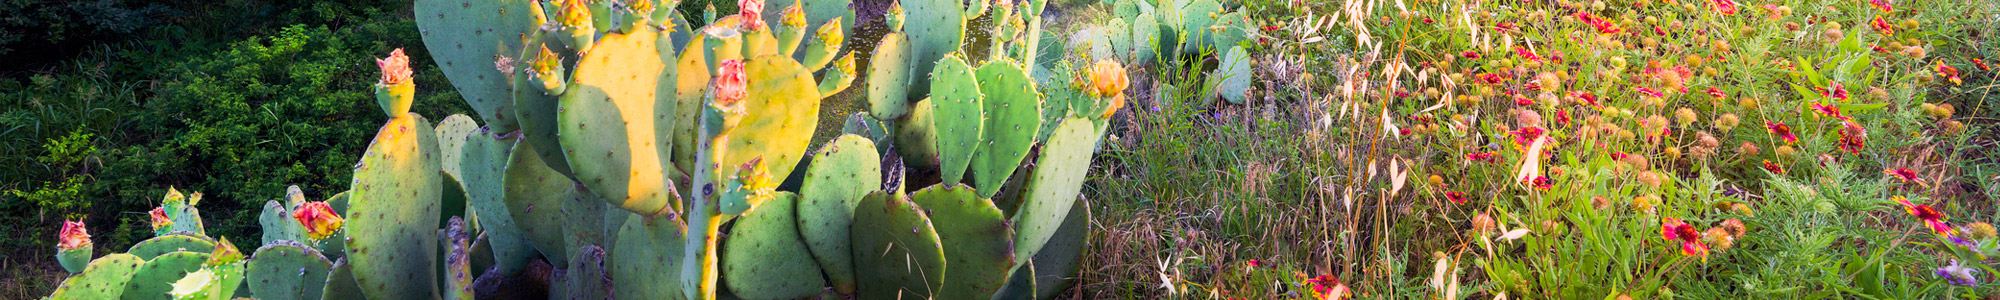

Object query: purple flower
[1936,260,1979,286]
[1949,232,1979,248]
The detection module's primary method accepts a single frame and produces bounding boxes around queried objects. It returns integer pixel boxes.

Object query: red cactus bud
[150,207,173,231]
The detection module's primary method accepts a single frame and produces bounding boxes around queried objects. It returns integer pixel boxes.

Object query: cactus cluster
[1087,0,1256,105]
[44,0,1125,299]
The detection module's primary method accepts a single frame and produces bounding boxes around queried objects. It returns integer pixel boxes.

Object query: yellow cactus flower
[1086,59,1128,98]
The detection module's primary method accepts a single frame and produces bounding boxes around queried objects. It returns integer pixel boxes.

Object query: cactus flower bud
[738,0,766,31]
[815,18,845,50]
[558,0,597,52]
[740,158,779,206]
[207,238,244,266]
[559,0,592,28]
[150,207,174,231]
[293,201,346,240]
[781,2,805,28]
[375,48,416,117]
[57,219,91,250]
[164,186,187,204]
[886,1,906,31]
[714,59,749,106]
[529,44,568,94]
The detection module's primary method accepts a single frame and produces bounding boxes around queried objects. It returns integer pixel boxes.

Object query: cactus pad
[1129,11,1160,64]
[503,139,579,266]
[245,241,334,300]
[991,264,1036,300]
[711,56,824,212]
[442,217,474,300]
[1031,197,1091,300]
[119,251,208,300]
[127,234,215,260]
[796,135,882,294]
[345,114,444,300]
[1013,118,1098,261]
[1216,46,1252,104]
[413,0,540,131]
[612,214,689,300]
[908,184,1016,300]
[321,258,364,300]
[444,124,537,275]
[971,60,1042,198]
[849,191,946,300]
[260,200,306,245]
[928,54,984,184]
[1177,0,1223,54]
[901,0,965,97]
[554,245,612,300]
[557,27,680,216]
[866,33,914,119]
[56,246,91,274]
[48,253,142,299]
[722,192,827,299]
[512,35,578,177]
[894,98,941,168]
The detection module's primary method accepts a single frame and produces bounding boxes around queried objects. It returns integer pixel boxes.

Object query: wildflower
[1088,60,1129,118]
[1975,58,1991,71]
[1466,152,1498,163]
[58,219,91,250]
[1709,0,1738,15]
[1823,82,1850,101]
[293,201,346,240]
[1247,259,1265,268]
[1812,103,1849,120]
[1462,51,1482,59]
[1634,195,1659,212]
[1476,73,1506,84]
[1556,110,1572,127]
[1514,96,1535,106]
[1968,222,1998,240]
[1661,218,1711,258]
[1885,168,1927,187]
[1936,260,1978,286]
[1472,213,1497,234]
[1575,12,1622,34]
[1307,274,1350,300]
[1571,91,1600,106]
[1703,227,1735,252]
[1818,153,1839,166]
[1531,176,1553,190]
[1895,196,1955,235]
[1633,87,1663,99]
[1516,46,1542,62]
[738,0,766,30]
[1446,192,1468,204]
[1871,16,1894,35]
[1870,0,1893,13]
[1936,62,1963,85]
[713,59,749,106]
[1716,113,1741,131]
[150,207,173,231]
[1637,171,1664,188]
[1766,121,1796,144]
[1705,87,1726,99]
[1719,219,1746,238]
[1739,142,1761,156]
[1509,126,1546,146]
[1761,160,1785,174]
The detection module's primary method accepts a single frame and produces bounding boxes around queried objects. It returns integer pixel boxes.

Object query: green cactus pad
[713,56,824,211]
[866,33,914,120]
[259,200,306,245]
[320,258,364,300]
[442,217,474,300]
[557,27,680,216]
[908,184,1015,300]
[48,253,142,299]
[796,135,882,294]
[991,263,1035,300]
[561,189,610,259]
[1129,11,1159,64]
[1106,18,1132,61]
[1072,26,1114,63]
[56,246,91,274]
[413,0,539,132]
[929,54,984,185]
[443,124,536,275]
[1031,198,1091,300]
[1013,118,1098,261]
[672,36,712,181]
[345,114,443,300]
[503,139,578,266]
[1177,0,1222,55]
[839,113,893,153]
[901,0,966,97]
[244,241,334,300]
[513,36,578,177]
[1036,68,1078,142]
[849,191,946,300]
[1216,46,1252,104]
[894,98,941,169]
[118,251,208,300]
[127,234,215,260]
[434,114,479,177]
[722,192,827,299]
[613,214,689,300]
[555,245,613,300]
[163,200,206,236]
[1209,12,1251,52]
[971,60,1042,198]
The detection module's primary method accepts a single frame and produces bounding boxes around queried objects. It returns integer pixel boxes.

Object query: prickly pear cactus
[849,191,946,300]
[1013,118,1099,261]
[321,258,364,300]
[929,54,984,184]
[1030,197,1092,300]
[722,192,826,299]
[442,217,474,300]
[344,114,444,300]
[48,253,142,299]
[867,33,914,120]
[120,251,208,300]
[1216,46,1252,104]
[795,134,881,294]
[412,0,540,131]
[438,117,537,275]
[556,26,681,216]
[900,0,965,97]
[244,241,334,300]
[127,234,215,260]
[710,57,825,199]
[259,200,306,245]
[970,60,1042,198]
[908,184,1016,300]
[613,214,689,300]
[502,139,579,266]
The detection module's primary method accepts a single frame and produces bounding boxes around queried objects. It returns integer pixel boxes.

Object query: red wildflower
[1710,0,1739,15]
[1838,122,1867,155]
[1766,121,1797,144]
[1516,46,1542,62]
[1510,126,1546,146]
[1937,62,1963,86]
[1886,168,1928,187]
[1812,103,1849,120]
[1705,87,1726,99]
[1572,91,1600,106]
[1446,192,1469,204]
[1261,25,1280,31]
[1463,51,1482,59]
[1635,87,1663,98]
[1476,73,1506,84]
[1307,274,1350,300]
[1870,0,1893,13]
[1974,58,1991,71]
[1531,176,1553,190]
[1895,196,1954,235]
[1575,12,1622,34]
[1762,160,1786,174]
[1556,110,1572,127]
[1515,96,1535,106]
[1246,259,1265,268]
[1824,82,1850,101]
[1871,16,1894,35]
[1661,218,1711,257]
[1466,152,1498,163]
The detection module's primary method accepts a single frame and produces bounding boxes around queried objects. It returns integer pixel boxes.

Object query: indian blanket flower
[1660,218,1711,258]
[1246,259,1264,268]
[1823,82,1850,101]
[1462,51,1482,59]
[1937,259,1978,286]
[1766,121,1796,144]
[1515,46,1542,62]
[1515,96,1535,106]
[1870,0,1893,13]
[1466,152,1498,163]
[1446,191,1468,205]
[150,207,173,231]
[58,219,91,250]
[1509,126,1546,146]
[1634,87,1663,98]
[1838,122,1867,155]
[1306,274,1349,300]
[1885,168,1927,187]
[1975,58,1992,71]
[1871,16,1894,35]
[1812,103,1849,120]
[1896,196,1955,235]
[738,0,766,30]
[1572,91,1600,106]
[1476,73,1506,84]
[1937,62,1963,85]
[714,59,749,106]
[1530,176,1552,190]
[293,201,346,240]
[1705,87,1726,99]
[1709,0,1738,15]
[1762,160,1786,174]
[1575,12,1622,34]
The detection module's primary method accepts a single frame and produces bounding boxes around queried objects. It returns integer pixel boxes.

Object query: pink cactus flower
[378,48,413,86]
[293,201,346,240]
[58,219,91,250]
